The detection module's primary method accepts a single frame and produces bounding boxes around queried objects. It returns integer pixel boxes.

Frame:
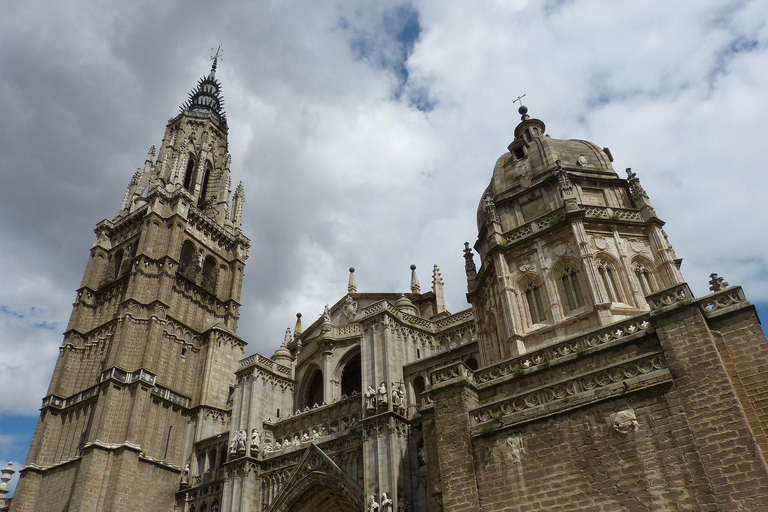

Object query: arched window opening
[183,155,195,191]
[113,249,124,280]
[412,376,426,405]
[597,260,621,303]
[202,256,217,293]
[197,452,206,474]
[219,445,227,466]
[633,262,655,296]
[524,279,547,324]
[198,161,212,207]
[465,358,478,371]
[208,446,217,470]
[179,241,197,280]
[304,369,324,409]
[340,352,361,397]
[560,266,585,312]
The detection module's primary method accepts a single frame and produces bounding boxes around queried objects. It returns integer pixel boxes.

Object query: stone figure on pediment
[378,382,388,408]
[250,428,260,453]
[365,386,377,412]
[381,492,393,512]
[368,494,379,512]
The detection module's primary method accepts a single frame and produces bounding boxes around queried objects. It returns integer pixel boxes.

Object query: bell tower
[11,56,250,512]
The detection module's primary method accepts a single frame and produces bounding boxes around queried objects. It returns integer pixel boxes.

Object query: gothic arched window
[412,376,425,405]
[113,249,124,280]
[303,369,324,409]
[340,352,361,397]
[198,161,212,207]
[524,278,547,324]
[560,266,585,312]
[202,256,217,293]
[597,259,622,303]
[183,154,195,191]
[633,262,656,296]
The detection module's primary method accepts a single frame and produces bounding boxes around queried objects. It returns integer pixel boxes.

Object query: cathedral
[10,60,768,512]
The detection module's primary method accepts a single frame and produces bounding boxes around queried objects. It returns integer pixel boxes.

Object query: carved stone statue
[381,492,393,512]
[235,430,247,456]
[391,382,404,410]
[262,442,273,456]
[398,496,411,512]
[293,434,300,446]
[312,428,320,439]
[302,432,310,442]
[180,463,190,485]
[323,304,331,322]
[368,494,379,512]
[418,447,427,467]
[365,386,377,412]
[274,440,281,451]
[250,428,260,453]
[378,382,388,408]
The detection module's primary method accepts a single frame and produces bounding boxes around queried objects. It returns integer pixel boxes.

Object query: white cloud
[0,0,766,434]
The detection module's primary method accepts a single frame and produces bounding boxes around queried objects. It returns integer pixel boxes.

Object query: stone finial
[410,264,421,294]
[709,273,729,292]
[283,328,292,346]
[483,193,500,225]
[463,242,477,280]
[626,168,648,201]
[348,267,357,293]
[556,161,574,195]
[432,265,446,314]
[294,312,302,337]
[0,462,14,498]
[147,145,156,162]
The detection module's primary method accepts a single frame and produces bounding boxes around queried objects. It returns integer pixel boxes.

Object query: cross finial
[513,94,526,107]
[210,44,223,73]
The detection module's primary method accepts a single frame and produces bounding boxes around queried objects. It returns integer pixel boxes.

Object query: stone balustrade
[473,315,652,385]
[700,286,746,314]
[471,351,669,427]
[646,283,694,311]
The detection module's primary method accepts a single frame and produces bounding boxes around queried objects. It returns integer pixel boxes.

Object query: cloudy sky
[1,0,767,494]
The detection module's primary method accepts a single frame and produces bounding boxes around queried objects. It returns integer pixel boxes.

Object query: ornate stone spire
[626,168,648,201]
[231,182,245,228]
[432,264,446,314]
[410,264,421,294]
[180,50,227,126]
[709,273,729,292]
[348,267,357,293]
[464,242,477,281]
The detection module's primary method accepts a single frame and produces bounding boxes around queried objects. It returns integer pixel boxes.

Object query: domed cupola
[512,105,546,145]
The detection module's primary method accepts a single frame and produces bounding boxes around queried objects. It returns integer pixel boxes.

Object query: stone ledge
[471,351,669,430]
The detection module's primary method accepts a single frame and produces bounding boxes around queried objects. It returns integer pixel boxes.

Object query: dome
[477,111,616,231]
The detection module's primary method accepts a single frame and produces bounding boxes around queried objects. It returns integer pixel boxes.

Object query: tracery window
[524,279,547,324]
[183,154,195,191]
[633,262,655,296]
[597,259,621,303]
[560,266,584,311]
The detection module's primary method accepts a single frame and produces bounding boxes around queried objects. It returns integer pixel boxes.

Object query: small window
[181,346,187,359]
[525,280,547,324]
[597,260,621,302]
[183,155,195,191]
[560,266,585,312]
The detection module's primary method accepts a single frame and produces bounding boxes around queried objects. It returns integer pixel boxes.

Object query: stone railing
[474,315,652,384]
[98,367,157,386]
[583,206,642,222]
[434,309,474,331]
[262,394,362,456]
[700,286,746,314]
[238,353,291,376]
[646,283,693,311]
[505,208,565,244]
[151,384,191,408]
[471,352,668,425]
[335,324,362,338]
[189,467,226,487]
[431,361,475,386]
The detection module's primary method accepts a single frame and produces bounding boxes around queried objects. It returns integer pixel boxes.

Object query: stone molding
[471,351,670,429]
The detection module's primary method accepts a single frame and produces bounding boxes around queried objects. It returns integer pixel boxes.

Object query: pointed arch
[630,256,660,297]
[202,256,217,293]
[552,257,587,315]
[183,154,196,191]
[198,160,213,206]
[518,273,548,326]
[298,365,324,410]
[594,253,626,304]
[336,347,361,398]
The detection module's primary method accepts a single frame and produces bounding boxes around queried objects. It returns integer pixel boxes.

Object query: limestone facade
[10,66,768,512]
